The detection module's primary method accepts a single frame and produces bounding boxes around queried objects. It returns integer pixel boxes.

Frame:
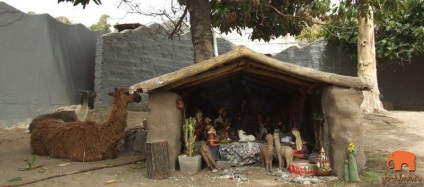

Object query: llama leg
[286,155,293,170]
[277,151,283,170]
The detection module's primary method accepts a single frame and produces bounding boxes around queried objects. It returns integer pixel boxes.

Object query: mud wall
[321,86,365,178]
[146,91,183,171]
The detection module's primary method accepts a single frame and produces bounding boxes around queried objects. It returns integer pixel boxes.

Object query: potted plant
[178,117,202,174]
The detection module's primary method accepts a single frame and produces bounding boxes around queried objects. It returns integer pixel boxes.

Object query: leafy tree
[56,0,409,113]
[58,0,101,9]
[325,0,424,62]
[89,14,111,33]
[56,16,73,24]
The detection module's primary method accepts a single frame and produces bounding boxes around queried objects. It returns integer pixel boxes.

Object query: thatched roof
[130,46,371,93]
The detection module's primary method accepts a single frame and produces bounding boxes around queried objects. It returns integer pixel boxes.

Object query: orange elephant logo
[386,151,416,172]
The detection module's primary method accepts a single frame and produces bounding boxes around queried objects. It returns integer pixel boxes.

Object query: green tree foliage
[296,24,324,42]
[56,16,73,24]
[210,0,331,42]
[58,0,101,9]
[324,0,423,62]
[89,14,111,33]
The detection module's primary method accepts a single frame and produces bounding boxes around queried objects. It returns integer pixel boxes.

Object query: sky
[2,0,170,27]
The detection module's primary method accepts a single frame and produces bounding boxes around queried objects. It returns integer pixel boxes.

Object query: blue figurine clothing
[207,133,220,161]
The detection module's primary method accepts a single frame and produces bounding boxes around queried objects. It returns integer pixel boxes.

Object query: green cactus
[183,117,197,157]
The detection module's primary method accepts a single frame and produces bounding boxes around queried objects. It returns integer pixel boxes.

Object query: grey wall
[377,57,424,110]
[273,39,424,110]
[273,40,357,76]
[94,26,236,110]
[0,2,103,127]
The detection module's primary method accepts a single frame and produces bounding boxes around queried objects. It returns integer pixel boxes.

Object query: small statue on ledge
[238,129,256,141]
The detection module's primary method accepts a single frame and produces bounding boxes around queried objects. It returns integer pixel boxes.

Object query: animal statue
[30,87,141,162]
[256,124,268,140]
[273,131,293,170]
[292,128,303,151]
[259,134,274,172]
[29,91,96,133]
[238,130,256,141]
[56,90,97,121]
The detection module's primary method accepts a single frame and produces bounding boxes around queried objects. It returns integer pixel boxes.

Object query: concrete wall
[377,57,424,110]
[0,2,103,127]
[273,40,424,110]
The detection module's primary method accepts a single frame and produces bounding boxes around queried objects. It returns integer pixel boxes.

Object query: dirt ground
[0,110,423,187]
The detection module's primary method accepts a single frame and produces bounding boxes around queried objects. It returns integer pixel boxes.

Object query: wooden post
[146,141,170,179]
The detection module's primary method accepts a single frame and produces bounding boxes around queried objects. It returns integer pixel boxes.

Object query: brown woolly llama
[29,90,97,133]
[30,87,141,162]
[28,111,77,133]
[259,134,274,172]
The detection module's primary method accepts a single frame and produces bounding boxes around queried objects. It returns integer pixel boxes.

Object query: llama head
[79,90,97,99]
[238,130,245,135]
[108,87,141,104]
[273,131,280,138]
[265,134,273,143]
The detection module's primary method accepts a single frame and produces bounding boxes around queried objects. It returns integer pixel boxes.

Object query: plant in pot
[178,117,202,174]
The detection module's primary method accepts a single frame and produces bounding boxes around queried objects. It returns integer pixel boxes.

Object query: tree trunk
[187,0,215,64]
[146,141,170,180]
[357,8,385,114]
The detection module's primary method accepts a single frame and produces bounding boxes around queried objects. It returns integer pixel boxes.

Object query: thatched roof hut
[130,46,367,178]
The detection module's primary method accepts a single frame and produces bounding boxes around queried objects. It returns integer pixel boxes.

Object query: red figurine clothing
[194,120,204,140]
[208,133,220,147]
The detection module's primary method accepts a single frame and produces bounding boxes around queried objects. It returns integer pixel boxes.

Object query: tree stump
[146,141,170,179]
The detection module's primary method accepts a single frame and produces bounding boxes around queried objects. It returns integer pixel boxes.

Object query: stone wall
[0,2,103,127]
[94,26,236,110]
[94,26,193,110]
[273,40,357,76]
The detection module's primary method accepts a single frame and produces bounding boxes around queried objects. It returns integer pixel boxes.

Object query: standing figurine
[205,125,221,161]
[344,143,359,182]
[194,110,205,141]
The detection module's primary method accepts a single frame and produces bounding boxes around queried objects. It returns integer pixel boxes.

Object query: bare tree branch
[168,5,188,39]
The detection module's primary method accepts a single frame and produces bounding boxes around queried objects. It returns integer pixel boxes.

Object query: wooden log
[146,141,170,180]
[130,46,372,94]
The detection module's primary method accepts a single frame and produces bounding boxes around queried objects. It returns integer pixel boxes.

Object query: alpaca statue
[259,134,274,172]
[31,87,141,162]
[273,131,293,170]
[56,90,97,121]
[256,125,268,140]
[29,91,96,133]
[238,130,256,141]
